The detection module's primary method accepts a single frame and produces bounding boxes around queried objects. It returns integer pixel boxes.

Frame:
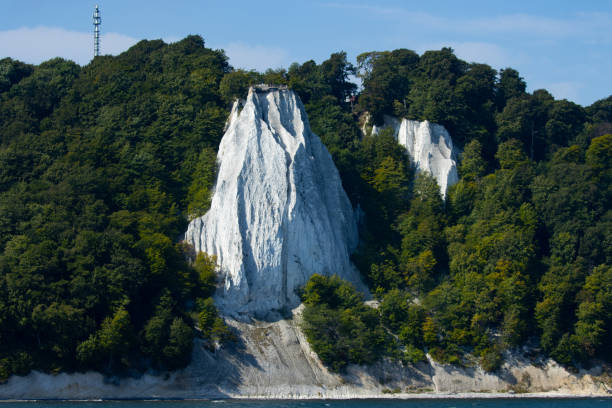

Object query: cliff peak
[371,115,459,197]
[184,88,364,317]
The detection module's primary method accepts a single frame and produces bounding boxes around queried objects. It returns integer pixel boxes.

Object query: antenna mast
[93,5,101,57]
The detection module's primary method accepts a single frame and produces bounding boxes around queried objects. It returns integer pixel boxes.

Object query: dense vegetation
[0,36,233,380]
[295,48,611,372]
[300,274,391,372]
[0,37,610,379]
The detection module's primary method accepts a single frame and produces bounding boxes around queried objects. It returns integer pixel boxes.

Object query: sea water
[0,399,610,408]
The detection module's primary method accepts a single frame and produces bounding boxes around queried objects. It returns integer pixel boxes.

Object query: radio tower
[93,5,101,57]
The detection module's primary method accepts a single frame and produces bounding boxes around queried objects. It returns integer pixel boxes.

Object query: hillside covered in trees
[0,36,610,379]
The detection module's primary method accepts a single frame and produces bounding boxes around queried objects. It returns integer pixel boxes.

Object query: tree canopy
[0,36,232,379]
[0,39,610,378]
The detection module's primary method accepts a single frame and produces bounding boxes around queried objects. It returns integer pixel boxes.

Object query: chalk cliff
[371,115,459,197]
[184,86,363,317]
[1,96,608,398]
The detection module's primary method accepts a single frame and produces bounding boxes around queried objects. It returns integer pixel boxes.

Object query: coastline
[0,309,609,401]
[0,393,611,402]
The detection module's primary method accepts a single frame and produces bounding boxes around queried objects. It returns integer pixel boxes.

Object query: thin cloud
[321,3,612,41]
[546,81,584,102]
[220,42,291,72]
[0,27,293,73]
[322,3,446,27]
[463,13,611,40]
[415,41,518,68]
[0,26,139,65]
[460,14,571,37]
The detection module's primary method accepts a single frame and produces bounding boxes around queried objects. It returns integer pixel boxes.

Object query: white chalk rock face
[372,115,459,197]
[184,87,362,316]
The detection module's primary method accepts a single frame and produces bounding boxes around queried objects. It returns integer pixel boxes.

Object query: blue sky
[1,1,610,106]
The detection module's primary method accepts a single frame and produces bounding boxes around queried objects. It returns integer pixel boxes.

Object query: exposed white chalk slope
[184,87,363,316]
[372,115,459,197]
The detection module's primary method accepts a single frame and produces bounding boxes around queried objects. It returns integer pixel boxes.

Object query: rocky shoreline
[0,392,609,401]
[1,306,609,400]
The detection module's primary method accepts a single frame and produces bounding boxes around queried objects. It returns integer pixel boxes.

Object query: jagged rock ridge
[371,115,459,197]
[184,86,363,316]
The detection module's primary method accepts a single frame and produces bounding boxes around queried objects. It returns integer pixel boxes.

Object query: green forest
[0,36,610,379]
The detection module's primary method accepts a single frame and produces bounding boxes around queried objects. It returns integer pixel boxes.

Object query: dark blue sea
[0,399,611,408]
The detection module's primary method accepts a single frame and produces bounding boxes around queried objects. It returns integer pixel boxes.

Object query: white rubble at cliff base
[1,308,609,399]
[371,115,459,197]
[184,87,364,317]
